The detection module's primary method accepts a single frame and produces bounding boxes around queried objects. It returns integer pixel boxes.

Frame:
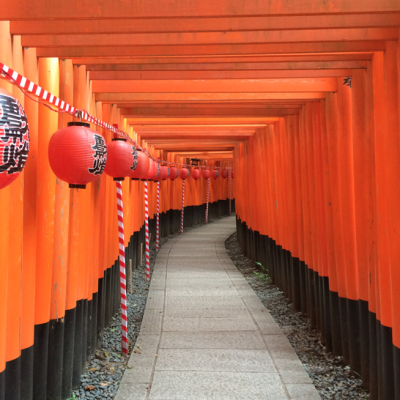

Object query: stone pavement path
[115,216,321,400]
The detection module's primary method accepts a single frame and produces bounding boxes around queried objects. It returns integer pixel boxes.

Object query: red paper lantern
[0,88,30,189]
[49,122,107,189]
[179,168,189,180]
[211,169,219,179]
[221,170,228,179]
[130,149,150,180]
[153,162,162,182]
[162,166,170,180]
[104,138,137,181]
[202,169,211,180]
[142,157,156,181]
[231,170,235,179]
[169,166,179,180]
[191,168,201,180]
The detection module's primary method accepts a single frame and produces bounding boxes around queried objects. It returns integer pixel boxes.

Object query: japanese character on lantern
[0,89,30,189]
[130,146,138,171]
[88,133,107,175]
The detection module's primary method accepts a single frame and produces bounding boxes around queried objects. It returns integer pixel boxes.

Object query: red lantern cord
[0,62,233,172]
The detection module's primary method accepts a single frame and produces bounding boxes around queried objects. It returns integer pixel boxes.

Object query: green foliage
[254,262,270,281]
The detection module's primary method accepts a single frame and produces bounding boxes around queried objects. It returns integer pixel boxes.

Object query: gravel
[71,216,222,400]
[225,232,370,400]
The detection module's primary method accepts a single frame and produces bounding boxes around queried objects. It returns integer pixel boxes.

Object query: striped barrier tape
[229,170,232,216]
[206,178,210,224]
[144,181,150,281]
[181,180,185,234]
[156,181,160,252]
[116,182,129,355]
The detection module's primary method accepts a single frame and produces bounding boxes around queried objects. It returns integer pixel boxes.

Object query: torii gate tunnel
[0,1,400,399]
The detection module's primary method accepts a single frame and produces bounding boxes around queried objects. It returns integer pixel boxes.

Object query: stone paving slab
[145,289,165,310]
[165,287,239,297]
[165,295,244,307]
[140,310,163,334]
[159,331,267,349]
[116,217,320,400]
[165,278,234,286]
[149,371,289,400]
[264,335,313,384]
[164,305,249,318]
[116,383,148,400]
[286,384,322,399]
[124,334,160,383]
[162,314,257,332]
[155,348,277,372]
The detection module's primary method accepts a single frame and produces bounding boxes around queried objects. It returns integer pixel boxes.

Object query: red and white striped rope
[116,182,129,355]
[206,178,210,224]
[180,180,185,234]
[144,181,150,281]
[156,181,160,252]
[229,170,232,216]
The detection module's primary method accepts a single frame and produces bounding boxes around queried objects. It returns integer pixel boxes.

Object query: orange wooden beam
[148,140,240,145]
[21,28,398,47]
[169,150,233,154]
[127,117,281,124]
[133,124,269,129]
[77,54,374,65]
[138,129,254,133]
[140,132,254,138]
[171,154,233,158]
[169,155,234,160]
[166,153,234,158]
[86,60,367,71]
[10,14,400,35]
[123,103,303,109]
[88,69,354,80]
[36,41,386,58]
[151,144,236,150]
[122,99,319,105]
[152,141,237,146]
[120,107,299,117]
[133,126,260,132]
[92,79,337,93]
[96,92,327,102]
[2,0,398,19]
[174,156,234,159]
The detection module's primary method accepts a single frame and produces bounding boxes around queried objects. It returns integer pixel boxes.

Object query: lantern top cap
[67,121,90,128]
[112,137,127,142]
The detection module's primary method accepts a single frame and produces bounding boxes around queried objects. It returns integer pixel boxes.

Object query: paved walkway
[116,216,320,400]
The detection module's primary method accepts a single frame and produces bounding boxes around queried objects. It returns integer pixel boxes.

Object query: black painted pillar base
[5,356,20,400]
[62,307,76,399]
[47,318,65,399]
[20,346,33,400]
[0,368,5,400]
[33,322,50,400]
